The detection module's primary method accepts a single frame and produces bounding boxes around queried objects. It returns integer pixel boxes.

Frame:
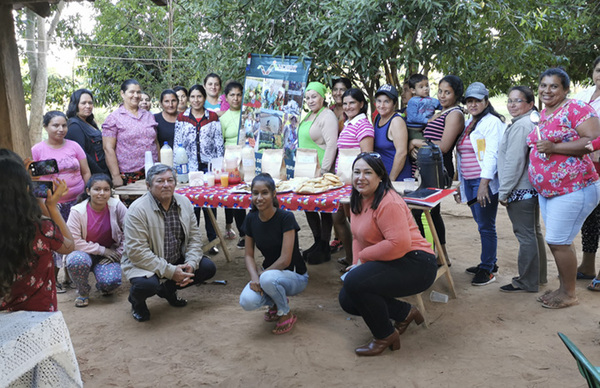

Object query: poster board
[239,54,312,178]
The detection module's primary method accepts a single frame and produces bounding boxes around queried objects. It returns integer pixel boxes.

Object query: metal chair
[558,332,600,388]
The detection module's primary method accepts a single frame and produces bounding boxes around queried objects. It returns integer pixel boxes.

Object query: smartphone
[467,197,478,207]
[29,159,59,176]
[31,180,53,198]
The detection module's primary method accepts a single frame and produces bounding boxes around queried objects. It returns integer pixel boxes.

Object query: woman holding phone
[0,150,74,312]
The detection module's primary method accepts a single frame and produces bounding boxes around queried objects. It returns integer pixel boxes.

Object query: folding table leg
[205,207,232,262]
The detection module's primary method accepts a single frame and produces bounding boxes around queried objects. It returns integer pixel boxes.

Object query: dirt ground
[57,195,600,388]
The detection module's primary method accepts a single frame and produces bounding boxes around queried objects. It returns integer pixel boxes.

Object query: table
[115,181,353,261]
[0,311,82,388]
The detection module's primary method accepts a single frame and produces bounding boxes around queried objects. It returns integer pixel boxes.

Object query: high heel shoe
[355,329,400,356]
[394,305,424,335]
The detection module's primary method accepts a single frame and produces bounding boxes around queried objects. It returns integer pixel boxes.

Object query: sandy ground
[57,196,600,388]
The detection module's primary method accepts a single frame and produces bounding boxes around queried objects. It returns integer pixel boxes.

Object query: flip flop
[536,290,553,303]
[272,314,297,335]
[337,257,350,266]
[577,272,595,280]
[588,278,600,291]
[541,297,579,309]
[264,306,278,322]
[75,296,89,308]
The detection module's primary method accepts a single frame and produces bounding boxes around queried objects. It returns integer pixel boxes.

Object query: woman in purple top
[409,75,465,266]
[102,79,159,187]
[373,84,411,181]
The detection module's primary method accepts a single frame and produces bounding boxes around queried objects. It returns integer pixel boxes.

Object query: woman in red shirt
[0,150,74,312]
[338,152,437,356]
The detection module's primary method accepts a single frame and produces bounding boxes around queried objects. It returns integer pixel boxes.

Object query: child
[406,74,442,141]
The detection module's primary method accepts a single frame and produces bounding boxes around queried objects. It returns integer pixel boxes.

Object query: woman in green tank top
[298,82,339,264]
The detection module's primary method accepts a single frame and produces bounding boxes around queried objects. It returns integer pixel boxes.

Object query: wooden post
[0,5,32,157]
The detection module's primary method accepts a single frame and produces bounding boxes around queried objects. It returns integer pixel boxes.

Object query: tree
[60,0,600,110]
[20,1,65,144]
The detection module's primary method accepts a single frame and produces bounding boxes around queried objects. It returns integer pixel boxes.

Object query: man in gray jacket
[121,164,216,321]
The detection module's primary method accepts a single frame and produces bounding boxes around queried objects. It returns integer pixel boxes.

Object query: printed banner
[239,54,312,178]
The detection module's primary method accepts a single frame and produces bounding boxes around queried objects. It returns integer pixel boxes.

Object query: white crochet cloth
[0,311,82,388]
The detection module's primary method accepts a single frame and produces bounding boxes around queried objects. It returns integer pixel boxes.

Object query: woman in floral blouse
[0,150,74,312]
[528,68,600,309]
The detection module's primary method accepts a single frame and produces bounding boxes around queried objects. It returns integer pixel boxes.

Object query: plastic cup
[404,177,416,192]
[429,290,448,303]
[221,173,229,188]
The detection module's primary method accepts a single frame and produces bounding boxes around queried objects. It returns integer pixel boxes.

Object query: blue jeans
[463,178,498,272]
[239,270,308,316]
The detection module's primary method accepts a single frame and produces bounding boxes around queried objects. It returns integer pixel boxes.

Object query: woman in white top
[455,82,505,286]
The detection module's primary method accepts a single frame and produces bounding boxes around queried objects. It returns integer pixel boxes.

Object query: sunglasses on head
[357,152,381,159]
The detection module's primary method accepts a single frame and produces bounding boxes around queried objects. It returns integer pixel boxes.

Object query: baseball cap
[464,82,489,100]
[375,84,398,101]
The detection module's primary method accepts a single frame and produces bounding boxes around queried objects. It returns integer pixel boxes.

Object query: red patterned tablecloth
[176,184,352,213]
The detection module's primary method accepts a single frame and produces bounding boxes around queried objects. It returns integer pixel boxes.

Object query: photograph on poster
[238,55,312,177]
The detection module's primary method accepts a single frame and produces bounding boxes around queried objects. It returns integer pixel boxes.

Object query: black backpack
[416,141,452,189]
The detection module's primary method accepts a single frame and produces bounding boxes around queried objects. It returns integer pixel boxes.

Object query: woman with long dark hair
[155,89,179,148]
[456,82,506,286]
[338,153,437,356]
[410,75,466,266]
[66,89,108,175]
[239,173,308,335]
[65,174,127,307]
[0,150,74,311]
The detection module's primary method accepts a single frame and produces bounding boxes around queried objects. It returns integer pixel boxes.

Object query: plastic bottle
[160,142,173,167]
[144,150,154,177]
[242,140,256,183]
[174,144,189,184]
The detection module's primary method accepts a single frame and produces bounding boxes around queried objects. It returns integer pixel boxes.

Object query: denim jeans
[463,178,499,272]
[239,270,308,316]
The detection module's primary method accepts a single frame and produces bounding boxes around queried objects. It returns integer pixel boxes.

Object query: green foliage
[21,70,72,109]
[55,0,600,108]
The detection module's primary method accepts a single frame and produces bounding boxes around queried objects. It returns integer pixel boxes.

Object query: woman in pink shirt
[65,174,127,307]
[528,68,600,308]
[338,153,437,356]
[102,79,159,187]
[32,111,91,290]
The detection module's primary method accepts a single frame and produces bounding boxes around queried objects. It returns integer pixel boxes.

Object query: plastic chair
[558,332,600,388]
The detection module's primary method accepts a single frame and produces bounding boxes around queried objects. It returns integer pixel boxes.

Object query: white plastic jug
[160,142,173,167]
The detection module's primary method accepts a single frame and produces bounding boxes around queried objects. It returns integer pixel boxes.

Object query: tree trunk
[26,1,65,145]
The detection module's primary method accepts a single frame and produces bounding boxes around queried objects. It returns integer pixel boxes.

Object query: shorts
[539,181,600,245]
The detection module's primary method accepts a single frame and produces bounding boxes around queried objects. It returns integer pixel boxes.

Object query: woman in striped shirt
[334,88,374,267]
[456,82,506,286]
[410,75,465,268]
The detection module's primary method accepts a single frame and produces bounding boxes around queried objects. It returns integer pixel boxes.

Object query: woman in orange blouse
[338,152,437,356]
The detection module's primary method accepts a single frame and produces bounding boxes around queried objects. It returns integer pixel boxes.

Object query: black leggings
[304,211,333,242]
[412,204,446,245]
[225,209,247,237]
[338,250,437,339]
[582,203,600,253]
